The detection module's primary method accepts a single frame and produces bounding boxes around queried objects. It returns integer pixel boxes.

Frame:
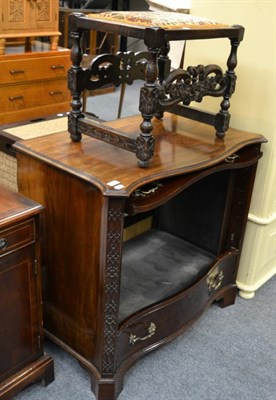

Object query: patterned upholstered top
[86,11,229,30]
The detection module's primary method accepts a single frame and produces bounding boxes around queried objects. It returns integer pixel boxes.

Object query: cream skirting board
[237,214,276,299]
[0,116,68,191]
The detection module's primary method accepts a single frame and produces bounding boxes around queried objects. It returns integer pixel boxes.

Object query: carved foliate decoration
[139,86,161,116]
[84,51,148,91]
[158,64,229,109]
[36,0,50,22]
[77,119,137,153]
[68,67,91,93]
[136,135,155,165]
[68,112,83,142]
[102,199,124,376]
[215,112,231,137]
[9,0,24,22]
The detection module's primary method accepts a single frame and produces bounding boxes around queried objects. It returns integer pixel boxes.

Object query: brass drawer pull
[0,238,8,251]
[51,65,65,70]
[134,182,162,197]
[207,269,224,292]
[225,154,239,163]
[10,70,25,75]
[49,91,63,96]
[129,322,156,345]
[8,96,24,101]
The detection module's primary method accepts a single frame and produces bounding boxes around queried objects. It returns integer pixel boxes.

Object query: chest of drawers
[0,42,71,125]
[0,186,54,399]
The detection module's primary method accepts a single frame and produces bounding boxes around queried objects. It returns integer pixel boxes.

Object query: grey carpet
[85,80,144,121]
[14,276,275,400]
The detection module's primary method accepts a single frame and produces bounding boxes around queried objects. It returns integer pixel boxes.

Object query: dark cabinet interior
[120,171,230,321]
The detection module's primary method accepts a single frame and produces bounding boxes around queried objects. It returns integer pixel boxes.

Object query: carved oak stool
[68,11,244,167]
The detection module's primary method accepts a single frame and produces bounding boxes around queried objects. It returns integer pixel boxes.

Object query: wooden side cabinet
[0,0,60,55]
[0,186,54,400]
[14,114,266,400]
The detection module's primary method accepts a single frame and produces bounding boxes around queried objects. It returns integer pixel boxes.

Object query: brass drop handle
[134,182,162,197]
[10,70,25,75]
[207,269,224,292]
[129,322,156,345]
[0,238,8,251]
[49,91,63,96]
[225,154,239,163]
[9,96,24,101]
[51,65,65,70]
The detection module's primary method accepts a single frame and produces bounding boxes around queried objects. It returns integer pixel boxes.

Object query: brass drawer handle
[207,269,224,292]
[0,238,8,251]
[49,91,63,96]
[9,70,25,75]
[9,96,24,101]
[225,154,239,163]
[134,182,162,197]
[51,65,65,70]
[129,322,156,345]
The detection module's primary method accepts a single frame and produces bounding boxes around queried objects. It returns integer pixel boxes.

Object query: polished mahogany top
[14,113,266,196]
[0,186,43,228]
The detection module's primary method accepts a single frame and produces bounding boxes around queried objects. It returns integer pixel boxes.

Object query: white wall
[168,0,275,296]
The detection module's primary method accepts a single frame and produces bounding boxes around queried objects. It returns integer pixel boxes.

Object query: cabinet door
[0,246,42,383]
[31,0,58,31]
[1,0,30,32]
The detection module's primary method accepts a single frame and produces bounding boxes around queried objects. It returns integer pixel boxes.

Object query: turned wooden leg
[215,38,241,138]
[25,37,32,52]
[137,46,160,168]
[0,38,6,55]
[68,30,84,142]
[50,35,59,50]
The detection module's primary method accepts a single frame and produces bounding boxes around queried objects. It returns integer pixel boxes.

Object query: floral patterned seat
[85,11,229,31]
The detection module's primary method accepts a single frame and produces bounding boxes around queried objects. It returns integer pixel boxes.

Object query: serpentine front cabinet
[14,113,266,400]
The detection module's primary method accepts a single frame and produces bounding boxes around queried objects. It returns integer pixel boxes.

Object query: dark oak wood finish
[67,12,245,166]
[0,187,54,399]
[14,114,266,400]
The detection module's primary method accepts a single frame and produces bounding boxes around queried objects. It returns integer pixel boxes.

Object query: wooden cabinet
[14,114,266,400]
[0,42,71,125]
[0,186,54,400]
[0,0,60,55]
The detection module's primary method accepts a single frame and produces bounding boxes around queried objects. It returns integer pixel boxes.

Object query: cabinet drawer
[0,220,35,257]
[0,79,70,113]
[116,251,238,369]
[1,55,71,85]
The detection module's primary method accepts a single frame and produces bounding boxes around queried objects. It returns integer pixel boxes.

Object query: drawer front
[0,245,42,382]
[1,55,71,85]
[0,79,70,113]
[0,220,35,257]
[116,251,238,369]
